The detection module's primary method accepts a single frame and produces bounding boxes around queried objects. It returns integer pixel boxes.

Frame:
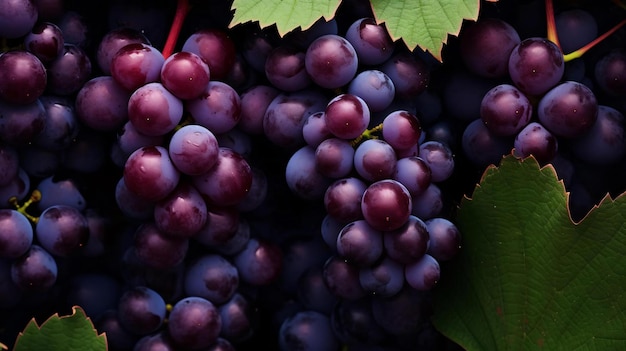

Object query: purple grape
[35,175,86,211]
[117,286,167,335]
[323,254,367,300]
[405,253,440,291]
[167,296,222,350]
[133,222,189,270]
[123,145,181,202]
[380,51,430,100]
[321,214,347,252]
[46,44,92,96]
[324,93,370,140]
[461,118,513,168]
[459,18,521,78]
[480,83,533,136]
[128,82,184,137]
[513,121,558,164]
[347,69,395,112]
[74,76,131,132]
[425,217,462,261]
[537,80,598,138]
[116,120,164,160]
[570,105,626,165]
[115,176,155,220]
[237,166,268,213]
[285,145,332,200]
[0,209,33,259]
[336,219,384,267]
[555,8,598,54]
[358,256,405,296]
[381,110,422,152]
[361,179,412,231]
[383,215,430,264]
[233,238,282,286]
[192,206,240,249]
[35,95,80,151]
[324,176,367,223]
[168,124,219,176]
[186,81,241,135]
[238,84,280,135]
[182,28,236,81]
[305,34,358,89]
[110,42,165,92]
[393,156,432,197]
[411,183,444,220]
[11,245,57,292]
[35,204,89,257]
[353,139,398,182]
[0,99,45,146]
[302,111,332,147]
[153,181,208,238]
[96,27,151,75]
[192,147,252,207]
[133,331,177,351]
[508,37,565,96]
[0,144,19,187]
[419,140,455,183]
[314,137,355,178]
[0,0,38,39]
[217,292,258,343]
[184,254,239,305]
[265,45,311,92]
[160,51,210,100]
[0,168,30,208]
[594,49,626,97]
[96,310,140,350]
[279,310,340,351]
[345,17,395,66]
[24,21,65,63]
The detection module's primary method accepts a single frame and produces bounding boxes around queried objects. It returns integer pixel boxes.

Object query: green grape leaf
[370,0,479,61]
[229,0,341,34]
[432,154,626,350]
[13,306,107,351]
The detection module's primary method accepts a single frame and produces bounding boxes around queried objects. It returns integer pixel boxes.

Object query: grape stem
[351,123,383,147]
[9,190,41,224]
[162,0,191,59]
[545,0,626,62]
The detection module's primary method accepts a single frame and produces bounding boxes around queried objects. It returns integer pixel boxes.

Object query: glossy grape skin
[238,84,280,135]
[461,118,513,168]
[537,81,598,139]
[128,82,184,137]
[425,217,462,261]
[110,42,165,92]
[96,27,151,75]
[35,175,86,211]
[405,253,440,291]
[285,145,332,200]
[361,179,412,231]
[167,296,222,351]
[133,222,189,270]
[117,286,167,335]
[46,44,92,96]
[459,18,521,78]
[393,156,432,197]
[380,52,430,100]
[11,245,58,292]
[265,45,311,92]
[336,219,384,267]
[74,76,130,132]
[345,17,395,66]
[192,147,253,207]
[324,176,367,222]
[24,21,65,63]
[593,49,626,97]
[115,176,155,220]
[193,206,239,249]
[182,28,236,81]
[279,310,340,351]
[153,181,208,238]
[36,95,80,151]
[168,124,219,176]
[347,69,395,112]
[353,139,398,182]
[508,37,564,96]
[384,215,430,264]
[513,121,558,164]
[411,183,444,220]
[217,292,258,343]
[35,204,89,257]
[233,238,282,286]
[184,254,239,305]
[302,111,332,147]
[123,145,181,202]
[0,209,33,259]
[0,51,46,105]
[305,34,359,89]
[160,51,211,100]
[381,110,422,151]
[314,137,355,179]
[186,81,241,135]
[480,83,532,137]
[0,0,38,39]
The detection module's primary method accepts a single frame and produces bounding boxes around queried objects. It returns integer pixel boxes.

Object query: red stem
[545,0,561,49]
[162,0,191,58]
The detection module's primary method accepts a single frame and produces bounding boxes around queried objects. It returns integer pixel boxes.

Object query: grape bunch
[0,0,625,350]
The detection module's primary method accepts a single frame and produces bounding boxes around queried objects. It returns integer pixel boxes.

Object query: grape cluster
[0,0,625,350]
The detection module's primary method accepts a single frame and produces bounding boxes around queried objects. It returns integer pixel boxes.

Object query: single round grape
[0,0,38,39]
[184,254,239,305]
[419,140,455,183]
[217,293,258,343]
[393,156,432,197]
[361,179,412,231]
[133,222,189,269]
[345,17,395,66]
[128,82,184,137]
[24,21,65,63]
[570,105,626,165]
[285,145,332,200]
[167,296,222,350]
[123,145,181,202]
[314,137,355,179]
[537,80,598,139]
[233,238,282,286]
[186,80,242,135]
[324,176,367,223]
[11,245,58,292]
[238,84,280,135]
[36,204,89,257]
[380,51,430,100]
[46,44,92,96]
[75,76,130,132]
[324,93,370,140]
[265,45,311,92]
[353,139,398,182]
[336,219,384,267]
[0,50,47,105]
[0,209,33,259]
[153,181,208,238]
[279,310,339,351]
[480,83,533,137]
[110,42,165,92]
[425,217,462,261]
[168,124,219,176]
[117,286,167,335]
[508,37,564,96]
[305,34,359,89]
[381,110,422,151]
[160,51,210,100]
[192,147,252,207]
[594,49,626,97]
[405,253,440,291]
[384,215,430,264]
[513,121,558,164]
[96,27,151,75]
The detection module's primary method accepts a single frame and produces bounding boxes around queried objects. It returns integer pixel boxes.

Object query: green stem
[10,190,41,224]
[351,123,383,147]
[162,0,191,58]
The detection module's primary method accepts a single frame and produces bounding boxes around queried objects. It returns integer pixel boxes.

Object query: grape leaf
[229,0,341,34]
[432,154,626,350]
[370,0,479,61]
[13,306,107,351]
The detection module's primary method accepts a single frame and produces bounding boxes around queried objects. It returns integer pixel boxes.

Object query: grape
[96,310,140,350]
[35,204,89,257]
[115,176,155,220]
[35,175,86,211]
[241,25,275,73]
[237,166,269,213]
[278,310,340,351]
[381,110,421,151]
[418,140,455,183]
[411,183,444,220]
[555,8,598,54]
[405,253,440,291]
[508,37,565,96]
[361,179,412,231]
[193,206,240,249]
[117,286,167,335]
[314,137,355,178]
[182,28,236,81]
[124,145,181,202]
[358,256,405,296]
[0,0,38,39]
[153,181,208,238]
[24,21,65,63]
[184,254,239,305]
[238,84,280,135]
[380,51,430,100]
[513,121,558,164]
[321,214,347,251]
[345,17,395,66]
[167,124,219,176]
[96,27,151,75]
[570,105,626,166]
[128,82,184,136]
[347,69,395,112]
[537,80,598,139]
[192,147,252,207]
[0,209,33,259]
[462,118,513,168]
[0,168,31,207]
[305,34,359,89]
[46,44,92,96]
[264,45,311,92]
[116,120,164,160]
[74,76,131,132]
[353,139,397,182]
[233,238,282,286]
[593,49,626,97]
[133,222,189,269]
[458,18,521,78]
[11,245,58,292]
[393,156,432,197]
[56,11,88,48]
[302,111,331,147]
[336,219,384,267]
[167,296,222,350]
[160,51,211,100]
[35,95,80,151]
[480,83,533,137]
[0,99,45,146]
[133,331,177,351]
[186,80,241,135]
[383,215,430,264]
[110,42,165,92]
[425,217,462,261]
[217,292,258,343]
[285,145,332,200]
[324,176,367,223]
